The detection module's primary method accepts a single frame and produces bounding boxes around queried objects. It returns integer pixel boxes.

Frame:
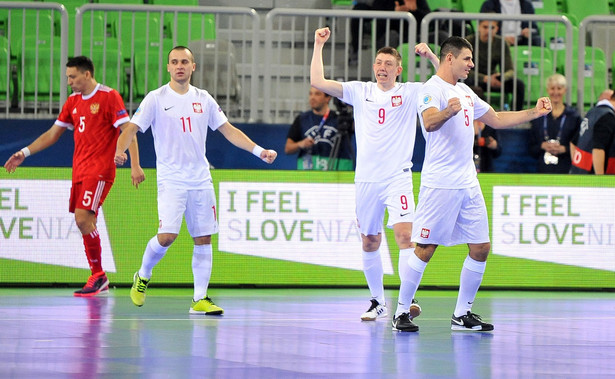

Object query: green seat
[562,0,610,21]
[0,36,11,106]
[555,45,604,74]
[398,43,436,82]
[131,38,173,99]
[511,46,553,103]
[19,35,62,106]
[541,22,578,70]
[105,12,162,58]
[427,0,457,10]
[163,13,216,45]
[81,37,125,97]
[570,59,608,106]
[6,10,54,59]
[532,0,560,14]
[459,0,483,12]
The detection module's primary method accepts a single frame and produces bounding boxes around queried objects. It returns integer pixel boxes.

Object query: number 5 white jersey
[341,81,421,183]
[131,84,228,189]
[417,75,490,189]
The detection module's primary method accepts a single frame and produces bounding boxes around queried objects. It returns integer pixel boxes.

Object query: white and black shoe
[360,299,387,321]
[451,311,494,331]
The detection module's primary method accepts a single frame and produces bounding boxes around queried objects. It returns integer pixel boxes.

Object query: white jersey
[417,75,490,189]
[341,81,420,182]
[131,83,228,189]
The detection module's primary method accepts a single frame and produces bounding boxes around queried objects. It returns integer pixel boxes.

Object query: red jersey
[56,84,130,182]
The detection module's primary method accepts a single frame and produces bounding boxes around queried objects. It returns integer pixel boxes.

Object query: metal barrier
[263,8,416,123]
[0,2,68,118]
[75,4,259,121]
[578,15,615,114]
[420,12,573,111]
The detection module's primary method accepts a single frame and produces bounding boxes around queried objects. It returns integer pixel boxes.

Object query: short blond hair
[546,73,566,89]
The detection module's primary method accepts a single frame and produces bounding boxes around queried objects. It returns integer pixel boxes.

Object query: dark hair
[168,45,195,63]
[439,36,473,62]
[66,56,94,77]
[376,46,402,66]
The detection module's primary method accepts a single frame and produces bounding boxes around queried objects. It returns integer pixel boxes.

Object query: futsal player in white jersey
[412,36,552,331]
[115,46,277,315]
[311,27,439,332]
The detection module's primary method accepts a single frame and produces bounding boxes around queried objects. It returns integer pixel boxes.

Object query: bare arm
[122,123,145,188]
[114,122,140,166]
[592,148,606,175]
[218,122,277,163]
[415,43,439,71]
[285,137,314,155]
[421,98,462,132]
[310,27,343,99]
[4,124,65,173]
[477,97,552,129]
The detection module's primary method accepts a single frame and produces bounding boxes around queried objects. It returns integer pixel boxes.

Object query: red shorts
[69,179,113,215]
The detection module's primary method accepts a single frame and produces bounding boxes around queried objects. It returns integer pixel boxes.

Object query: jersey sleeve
[340,81,359,106]
[205,93,228,131]
[55,96,74,129]
[417,83,442,115]
[108,90,130,128]
[130,92,156,133]
[473,92,491,119]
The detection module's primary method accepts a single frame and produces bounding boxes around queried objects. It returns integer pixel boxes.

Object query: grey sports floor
[1,288,614,378]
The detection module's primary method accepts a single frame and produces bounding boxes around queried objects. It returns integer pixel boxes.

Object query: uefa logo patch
[423,95,432,104]
[420,228,430,238]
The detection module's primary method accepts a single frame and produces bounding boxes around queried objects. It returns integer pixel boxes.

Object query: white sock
[396,248,414,317]
[192,244,213,301]
[138,236,169,279]
[362,249,385,305]
[396,251,427,317]
[454,256,486,317]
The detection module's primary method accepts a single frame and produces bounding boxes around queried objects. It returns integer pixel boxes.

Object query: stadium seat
[511,46,554,103]
[131,38,174,100]
[189,39,241,99]
[459,0,483,13]
[80,37,126,97]
[555,45,605,74]
[105,12,162,59]
[0,36,11,106]
[19,35,63,106]
[561,0,610,22]
[6,10,54,60]
[163,13,216,46]
[427,0,456,10]
[398,43,436,82]
[531,0,559,14]
[569,58,608,106]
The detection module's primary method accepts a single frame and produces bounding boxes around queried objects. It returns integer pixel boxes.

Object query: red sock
[83,229,103,274]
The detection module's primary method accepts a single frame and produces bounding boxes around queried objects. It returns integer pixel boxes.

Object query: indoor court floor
[0,288,614,378]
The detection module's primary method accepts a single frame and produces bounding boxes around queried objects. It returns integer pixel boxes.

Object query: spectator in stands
[3,56,145,297]
[285,87,354,170]
[350,0,431,63]
[466,18,525,111]
[529,74,581,173]
[480,0,542,46]
[570,89,615,175]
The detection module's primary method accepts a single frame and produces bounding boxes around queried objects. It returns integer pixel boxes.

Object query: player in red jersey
[4,56,145,296]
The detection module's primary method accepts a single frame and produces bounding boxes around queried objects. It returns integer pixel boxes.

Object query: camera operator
[285,87,355,171]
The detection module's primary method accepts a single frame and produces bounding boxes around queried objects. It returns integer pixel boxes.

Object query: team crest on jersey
[466,96,473,107]
[72,108,77,114]
[391,95,402,107]
[192,103,203,113]
[420,228,430,238]
[90,103,100,114]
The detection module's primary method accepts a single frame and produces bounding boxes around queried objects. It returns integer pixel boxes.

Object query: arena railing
[262,8,416,124]
[75,3,260,122]
[420,12,574,112]
[0,2,68,118]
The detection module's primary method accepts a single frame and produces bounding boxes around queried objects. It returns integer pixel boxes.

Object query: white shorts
[411,186,489,246]
[355,173,414,236]
[157,183,219,237]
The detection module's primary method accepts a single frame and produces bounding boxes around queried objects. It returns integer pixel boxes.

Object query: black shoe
[451,311,494,331]
[392,312,419,332]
